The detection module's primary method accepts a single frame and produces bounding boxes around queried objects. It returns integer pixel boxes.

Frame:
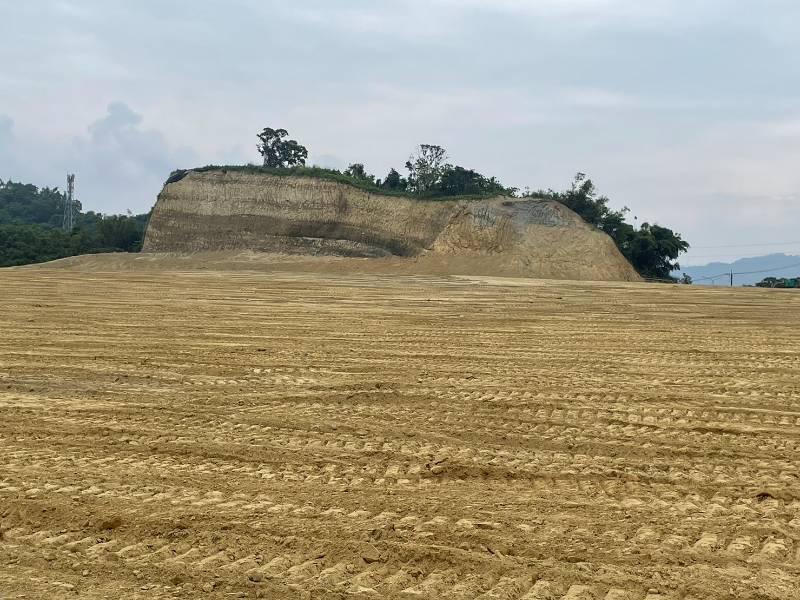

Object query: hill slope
[143,169,639,281]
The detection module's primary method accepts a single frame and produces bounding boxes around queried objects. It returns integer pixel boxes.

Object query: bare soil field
[1,266,799,599]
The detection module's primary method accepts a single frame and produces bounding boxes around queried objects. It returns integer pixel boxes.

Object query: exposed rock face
[143,170,640,281]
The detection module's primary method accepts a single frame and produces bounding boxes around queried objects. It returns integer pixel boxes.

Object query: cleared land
[1,266,799,599]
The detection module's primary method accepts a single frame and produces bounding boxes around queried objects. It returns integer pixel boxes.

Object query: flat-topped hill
[143,168,640,281]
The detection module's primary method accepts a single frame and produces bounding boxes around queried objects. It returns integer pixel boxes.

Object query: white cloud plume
[1,103,194,213]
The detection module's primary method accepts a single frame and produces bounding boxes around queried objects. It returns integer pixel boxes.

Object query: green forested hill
[0,179,149,267]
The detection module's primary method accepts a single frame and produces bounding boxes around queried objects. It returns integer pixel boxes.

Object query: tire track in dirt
[2,268,800,598]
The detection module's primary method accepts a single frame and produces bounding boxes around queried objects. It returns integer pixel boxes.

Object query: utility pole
[63,174,75,232]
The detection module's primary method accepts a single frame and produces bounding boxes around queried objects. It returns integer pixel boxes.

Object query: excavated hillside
[143,169,640,281]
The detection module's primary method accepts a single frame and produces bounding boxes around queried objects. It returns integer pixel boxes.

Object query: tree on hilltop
[406,144,448,194]
[627,222,689,279]
[544,173,689,280]
[257,127,308,168]
[378,168,406,191]
[437,165,510,197]
[343,163,375,183]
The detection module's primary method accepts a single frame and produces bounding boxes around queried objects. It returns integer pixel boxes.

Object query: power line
[692,272,733,283]
[648,259,800,286]
[691,240,800,249]
[685,260,800,286]
[730,260,800,277]
[686,250,800,259]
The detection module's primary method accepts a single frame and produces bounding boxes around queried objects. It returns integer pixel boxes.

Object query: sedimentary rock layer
[143,170,639,281]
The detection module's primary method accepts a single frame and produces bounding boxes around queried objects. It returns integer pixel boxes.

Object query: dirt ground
[1,266,799,599]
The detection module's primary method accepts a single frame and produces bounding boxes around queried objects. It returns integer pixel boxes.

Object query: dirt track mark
[2,269,800,598]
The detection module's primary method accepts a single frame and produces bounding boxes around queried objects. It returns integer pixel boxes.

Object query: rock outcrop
[143,169,640,281]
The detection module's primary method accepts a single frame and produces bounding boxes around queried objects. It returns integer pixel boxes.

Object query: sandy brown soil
[1,266,799,599]
[142,171,639,282]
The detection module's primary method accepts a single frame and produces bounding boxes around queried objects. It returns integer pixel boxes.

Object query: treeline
[539,174,689,280]
[343,146,513,198]
[0,180,149,267]
[255,129,515,198]
[755,277,799,289]
[251,127,689,280]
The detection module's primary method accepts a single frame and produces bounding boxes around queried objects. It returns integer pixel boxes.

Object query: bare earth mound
[1,268,799,599]
[142,170,639,281]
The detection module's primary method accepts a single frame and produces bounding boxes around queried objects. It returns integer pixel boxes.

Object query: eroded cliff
[143,170,640,281]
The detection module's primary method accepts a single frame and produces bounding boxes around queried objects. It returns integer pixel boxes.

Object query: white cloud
[432,0,672,17]
[0,116,15,176]
[0,115,13,145]
[1,103,194,213]
[762,117,800,138]
[560,87,640,109]
[74,103,194,191]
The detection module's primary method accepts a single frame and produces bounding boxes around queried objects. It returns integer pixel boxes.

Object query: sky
[1,1,799,265]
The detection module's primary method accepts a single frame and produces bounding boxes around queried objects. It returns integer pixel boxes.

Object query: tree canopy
[0,179,149,267]
[755,277,799,289]
[437,166,510,197]
[377,168,406,191]
[405,144,448,194]
[343,163,374,183]
[0,180,67,227]
[256,128,308,168]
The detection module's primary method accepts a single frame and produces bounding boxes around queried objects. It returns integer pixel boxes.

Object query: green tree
[625,223,689,280]
[405,144,448,194]
[97,215,145,252]
[0,180,72,227]
[436,166,510,197]
[756,277,799,288]
[0,224,72,266]
[545,173,689,280]
[0,178,150,265]
[256,127,308,168]
[555,173,618,227]
[343,163,374,183]
[378,168,406,191]
[756,277,780,288]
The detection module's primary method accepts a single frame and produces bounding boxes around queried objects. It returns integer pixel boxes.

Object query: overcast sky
[2,1,799,264]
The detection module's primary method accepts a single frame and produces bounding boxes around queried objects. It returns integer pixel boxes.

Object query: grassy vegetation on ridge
[166,165,524,203]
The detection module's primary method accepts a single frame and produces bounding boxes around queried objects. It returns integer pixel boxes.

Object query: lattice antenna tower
[63,174,75,231]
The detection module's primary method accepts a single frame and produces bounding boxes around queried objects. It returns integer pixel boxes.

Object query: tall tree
[405,144,448,194]
[343,163,374,183]
[379,168,406,191]
[256,127,308,168]
[626,223,689,279]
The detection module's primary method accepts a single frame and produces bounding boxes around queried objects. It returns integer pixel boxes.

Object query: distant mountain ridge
[675,253,800,286]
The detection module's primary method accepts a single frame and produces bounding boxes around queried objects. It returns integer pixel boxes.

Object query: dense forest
[0,180,149,267]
